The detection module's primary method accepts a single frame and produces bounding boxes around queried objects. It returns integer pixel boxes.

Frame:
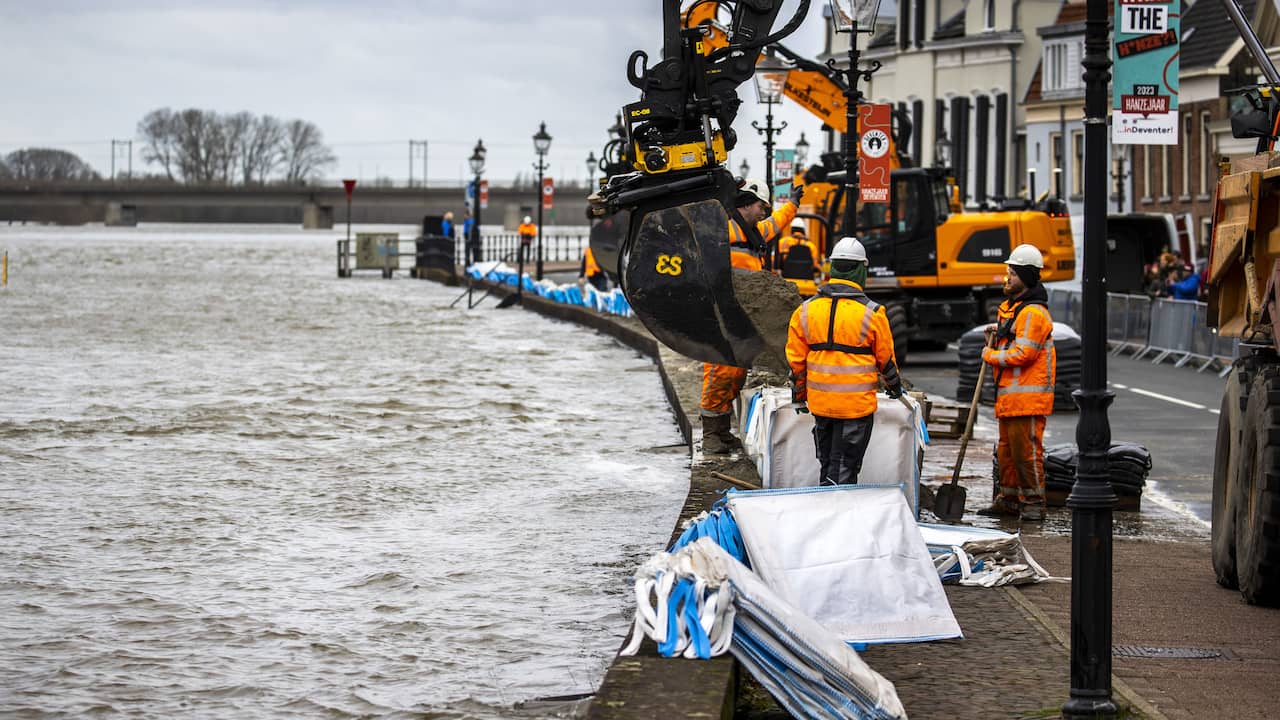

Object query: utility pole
[111,139,132,182]
[409,140,428,188]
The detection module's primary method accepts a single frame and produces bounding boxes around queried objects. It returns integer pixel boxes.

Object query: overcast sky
[0,1,844,187]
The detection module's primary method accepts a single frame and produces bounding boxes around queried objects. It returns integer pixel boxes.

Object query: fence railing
[453,233,590,267]
[1046,288,1237,374]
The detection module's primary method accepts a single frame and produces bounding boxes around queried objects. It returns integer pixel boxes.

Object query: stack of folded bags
[1043,442,1151,502]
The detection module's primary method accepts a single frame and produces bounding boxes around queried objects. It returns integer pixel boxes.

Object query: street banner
[480,179,489,210]
[773,149,795,203]
[542,176,554,210]
[1112,0,1180,145]
[859,103,892,203]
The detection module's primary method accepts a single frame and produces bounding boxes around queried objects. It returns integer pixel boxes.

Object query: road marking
[1208,408,1221,415]
[1127,386,1207,410]
[1111,383,1128,389]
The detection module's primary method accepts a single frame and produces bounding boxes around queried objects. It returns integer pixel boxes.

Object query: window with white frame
[1042,38,1084,93]
[1181,113,1192,196]
[1200,110,1212,195]
[1050,132,1064,196]
[984,0,996,29]
[1160,145,1171,198]
[1072,130,1084,196]
[1142,147,1152,200]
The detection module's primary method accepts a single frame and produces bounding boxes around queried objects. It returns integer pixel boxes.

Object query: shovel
[934,338,991,521]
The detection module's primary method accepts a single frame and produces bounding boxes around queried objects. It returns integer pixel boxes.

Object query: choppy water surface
[0,224,688,718]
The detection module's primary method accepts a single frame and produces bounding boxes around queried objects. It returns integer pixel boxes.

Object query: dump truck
[1207,2,1280,608]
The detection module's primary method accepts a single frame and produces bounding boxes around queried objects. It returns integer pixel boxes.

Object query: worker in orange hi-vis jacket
[700,178,801,454]
[517,216,537,264]
[785,236,902,484]
[978,243,1056,523]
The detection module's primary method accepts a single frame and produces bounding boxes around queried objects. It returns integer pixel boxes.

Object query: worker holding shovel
[977,244,1057,522]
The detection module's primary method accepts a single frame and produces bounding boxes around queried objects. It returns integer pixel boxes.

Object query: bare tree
[0,158,10,180]
[172,108,220,183]
[4,148,100,182]
[213,111,252,184]
[242,114,284,184]
[138,108,178,180]
[280,119,336,184]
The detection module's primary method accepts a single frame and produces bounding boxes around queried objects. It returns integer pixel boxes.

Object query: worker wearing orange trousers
[701,178,800,454]
[979,243,1056,522]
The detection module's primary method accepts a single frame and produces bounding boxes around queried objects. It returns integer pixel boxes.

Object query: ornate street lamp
[753,49,789,193]
[1063,0,1118,716]
[739,158,750,179]
[1111,144,1130,213]
[795,132,811,171]
[934,132,953,169]
[467,139,486,266]
[586,150,598,188]
[532,121,552,281]
[828,0,884,237]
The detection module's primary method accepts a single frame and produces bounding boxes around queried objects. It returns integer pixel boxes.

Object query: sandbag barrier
[1045,287,1237,374]
[464,261,633,316]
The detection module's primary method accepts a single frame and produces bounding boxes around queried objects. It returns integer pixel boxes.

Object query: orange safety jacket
[580,246,602,278]
[785,278,901,419]
[982,285,1056,417]
[779,235,821,272]
[728,201,797,256]
[517,222,537,244]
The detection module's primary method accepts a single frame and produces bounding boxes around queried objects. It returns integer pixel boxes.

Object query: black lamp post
[586,151,598,189]
[828,0,884,237]
[753,50,789,193]
[468,139,486,266]
[533,121,552,281]
[1111,145,1129,213]
[1062,0,1117,716]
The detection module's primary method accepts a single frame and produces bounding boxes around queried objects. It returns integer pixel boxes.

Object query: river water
[0,224,688,718]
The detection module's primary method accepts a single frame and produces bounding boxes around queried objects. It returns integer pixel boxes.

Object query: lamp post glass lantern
[532,121,552,281]
[753,50,789,196]
[795,132,810,171]
[467,139,485,266]
[934,134,952,169]
[739,159,750,179]
[586,151,598,188]
[828,0,883,32]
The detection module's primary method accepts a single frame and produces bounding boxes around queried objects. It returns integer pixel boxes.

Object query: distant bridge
[0,182,591,228]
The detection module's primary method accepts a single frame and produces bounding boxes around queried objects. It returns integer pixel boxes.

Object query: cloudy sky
[0,1,841,187]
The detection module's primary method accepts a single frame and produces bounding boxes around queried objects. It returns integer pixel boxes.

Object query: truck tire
[886,303,909,365]
[1233,364,1280,606]
[1212,386,1240,589]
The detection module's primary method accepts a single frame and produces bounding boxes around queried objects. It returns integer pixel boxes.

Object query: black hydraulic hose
[706,0,810,62]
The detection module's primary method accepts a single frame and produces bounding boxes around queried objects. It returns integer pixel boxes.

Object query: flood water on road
[0,224,688,718]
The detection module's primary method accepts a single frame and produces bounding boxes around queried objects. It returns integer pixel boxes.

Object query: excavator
[589,0,1073,366]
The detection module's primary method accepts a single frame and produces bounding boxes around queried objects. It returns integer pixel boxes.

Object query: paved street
[903,348,1226,525]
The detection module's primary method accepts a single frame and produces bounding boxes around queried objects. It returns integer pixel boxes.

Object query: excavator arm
[591,0,809,366]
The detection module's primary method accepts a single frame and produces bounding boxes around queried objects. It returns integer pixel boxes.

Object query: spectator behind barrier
[1166,266,1201,301]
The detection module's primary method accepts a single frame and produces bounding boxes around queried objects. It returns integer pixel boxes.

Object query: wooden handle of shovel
[950,335,993,485]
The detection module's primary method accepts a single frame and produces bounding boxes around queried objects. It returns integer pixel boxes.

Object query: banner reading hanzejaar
[1113,0,1180,144]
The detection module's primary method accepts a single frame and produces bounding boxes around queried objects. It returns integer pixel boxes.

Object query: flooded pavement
[0,224,688,718]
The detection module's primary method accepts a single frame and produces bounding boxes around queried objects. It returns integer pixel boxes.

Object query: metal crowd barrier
[1046,287,1235,374]
[453,233,590,267]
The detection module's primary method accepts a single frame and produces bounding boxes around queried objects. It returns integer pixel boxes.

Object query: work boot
[1020,503,1047,522]
[976,503,1019,518]
[701,414,742,455]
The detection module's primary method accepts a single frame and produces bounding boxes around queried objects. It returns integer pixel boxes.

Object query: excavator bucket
[616,168,766,366]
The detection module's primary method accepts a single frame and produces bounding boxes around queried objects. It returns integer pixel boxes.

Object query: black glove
[886,385,903,400]
[790,183,805,205]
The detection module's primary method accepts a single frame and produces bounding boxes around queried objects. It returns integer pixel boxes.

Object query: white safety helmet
[738,178,771,205]
[830,236,867,263]
[1005,243,1045,268]
[524,215,532,224]
[790,220,806,234]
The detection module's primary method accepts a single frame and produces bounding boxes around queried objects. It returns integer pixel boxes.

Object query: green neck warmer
[830,263,867,287]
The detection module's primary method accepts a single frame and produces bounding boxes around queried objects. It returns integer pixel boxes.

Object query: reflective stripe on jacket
[785,278,900,419]
[982,292,1056,417]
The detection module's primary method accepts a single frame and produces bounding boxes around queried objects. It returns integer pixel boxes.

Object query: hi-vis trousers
[700,363,748,416]
[994,415,1047,510]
